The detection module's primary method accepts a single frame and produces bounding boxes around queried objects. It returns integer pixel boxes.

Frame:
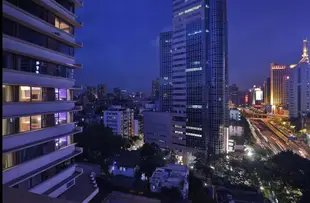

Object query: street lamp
[247,151,253,157]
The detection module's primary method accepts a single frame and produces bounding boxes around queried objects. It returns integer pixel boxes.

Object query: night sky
[75,0,310,93]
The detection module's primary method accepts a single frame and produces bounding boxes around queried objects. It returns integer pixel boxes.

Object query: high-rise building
[171,0,228,155]
[263,77,271,104]
[151,78,160,100]
[229,84,239,106]
[97,84,107,99]
[104,106,134,137]
[288,39,310,119]
[113,87,121,99]
[270,63,289,107]
[2,0,98,201]
[159,31,173,112]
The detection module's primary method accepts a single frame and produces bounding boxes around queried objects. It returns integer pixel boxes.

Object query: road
[247,117,310,159]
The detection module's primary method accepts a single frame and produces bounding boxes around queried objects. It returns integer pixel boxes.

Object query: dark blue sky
[75,0,310,93]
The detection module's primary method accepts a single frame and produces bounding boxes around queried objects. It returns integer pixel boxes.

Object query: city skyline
[75,0,310,92]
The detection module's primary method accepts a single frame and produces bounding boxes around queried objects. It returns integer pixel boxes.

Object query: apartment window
[3,153,17,170]
[55,136,72,150]
[2,118,18,136]
[55,88,67,101]
[19,86,42,102]
[55,17,73,34]
[3,85,13,102]
[55,112,67,125]
[31,115,41,130]
[19,116,30,132]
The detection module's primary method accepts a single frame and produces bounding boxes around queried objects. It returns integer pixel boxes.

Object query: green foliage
[161,187,183,203]
[74,124,128,168]
[139,143,165,177]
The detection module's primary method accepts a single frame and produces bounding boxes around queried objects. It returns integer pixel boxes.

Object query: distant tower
[288,39,310,119]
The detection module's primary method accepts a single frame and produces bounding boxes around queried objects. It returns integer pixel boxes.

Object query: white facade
[104,106,134,137]
[149,164,189,199]
[2,0,98,202]
[288,40,310,118]
[229,109,241,121]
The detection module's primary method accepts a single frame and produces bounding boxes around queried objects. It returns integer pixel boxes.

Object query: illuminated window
[185,67,202,72]
[31,87,42,101]
[19,116,30,132]
[55,88,67,101]
[19,86,31,102]
[19,86,42,102]
[2,85,13,102]
[31,115,41,130]
[186,132,202,137]
[175,131,183,134]
[3,153,16,170]
[55,112,67,125]
[55,17,72,34]
[55,136,72,150]
[176,5,201,16]
[186,126,202,131]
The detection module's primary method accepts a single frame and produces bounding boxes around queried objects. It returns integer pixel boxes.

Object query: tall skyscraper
[263,77,271,104]
[171,0,228,155]
[2,0,98,201]
[270,63,288,107]
[159,31,173,112]
[151,78,160,100]
[288,39,310,119]
[97,84,107,99]
[229,84,239,106]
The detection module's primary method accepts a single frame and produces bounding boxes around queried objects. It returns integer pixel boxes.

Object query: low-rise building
[143,112,172,149]
[108,151,140,178]
[104,106,134,137]
[149,164,189,199]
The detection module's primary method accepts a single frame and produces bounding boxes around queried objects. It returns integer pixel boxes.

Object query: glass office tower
[171,0,228,155]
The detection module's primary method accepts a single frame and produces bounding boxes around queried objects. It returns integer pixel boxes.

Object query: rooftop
[3,186,76,203]
[113,150,141,168]
[58,163,100,203]
[103,191,160,203]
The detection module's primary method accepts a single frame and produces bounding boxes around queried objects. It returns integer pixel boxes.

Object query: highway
[242,107,310,159]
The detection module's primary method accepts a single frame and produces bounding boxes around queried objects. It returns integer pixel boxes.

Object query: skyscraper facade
[159,31,173,112]
[152,78,160,100]
[229,84,239,106]
[97,84,107,99]
[171,0,228,155]
[288,40,310,119]
[2,0,98,201]
[270,63,288,107]
[263,77,271,104]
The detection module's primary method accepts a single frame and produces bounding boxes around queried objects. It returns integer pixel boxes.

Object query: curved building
[2,0,98,202]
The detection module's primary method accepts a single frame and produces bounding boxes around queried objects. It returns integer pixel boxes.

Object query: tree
[74,124,127,170]
[139,143,165,177]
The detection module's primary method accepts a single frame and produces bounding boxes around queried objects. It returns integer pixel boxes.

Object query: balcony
[3,144,83,186]
[3,35,75,67]
[3,101,75,118]
[3,1,82,48]
[29,164,82,195]
[3,69,75,89]
[34,0,82,28]
[3,123,80,153]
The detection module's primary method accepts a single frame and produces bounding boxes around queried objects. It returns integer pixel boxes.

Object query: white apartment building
[104,106,134,137]
[288,40,310,119]
[2,0,98,202]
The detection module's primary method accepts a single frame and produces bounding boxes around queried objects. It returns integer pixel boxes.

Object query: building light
[186,126,202,131]
[174,125,183,128]
[186,132,202,137]
[176,5,201,16]
[188,30,202,36]
[185,67,202,72]
[188,105,202,109]
[175,131,184,134]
